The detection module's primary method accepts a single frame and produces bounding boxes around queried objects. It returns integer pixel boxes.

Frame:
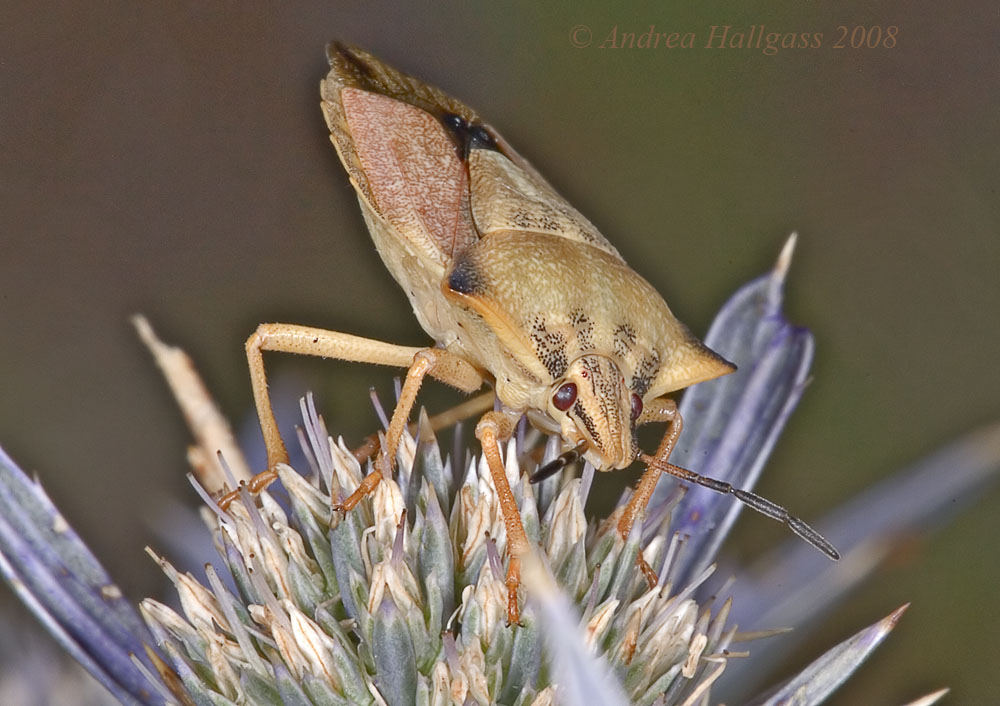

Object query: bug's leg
[219,324,481,510]
[619,398,681,587]
[475,410,530,626]
[351,390,496,463]
[335,352,435,512]
[337,348,483,511]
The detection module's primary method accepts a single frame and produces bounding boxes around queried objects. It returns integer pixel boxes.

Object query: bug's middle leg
[337,347,484,511]
[350,390,496,464]
[618,397,681,587]
[475,410,530,626]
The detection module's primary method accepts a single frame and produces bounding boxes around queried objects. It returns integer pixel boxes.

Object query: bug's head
[547,354,642,471]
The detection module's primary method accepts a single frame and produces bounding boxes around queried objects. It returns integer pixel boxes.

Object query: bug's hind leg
[218,324,482,511]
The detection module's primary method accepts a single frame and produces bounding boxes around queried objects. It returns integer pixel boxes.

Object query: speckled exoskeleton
[229,44,838,624]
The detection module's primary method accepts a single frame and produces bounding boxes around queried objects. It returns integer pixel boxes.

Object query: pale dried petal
[205,636,241,701]
[458,637,490,705]
[329,436,366,503]
[147,550,228,634]
[138,599,200,648]
[528,687,556,706]
[372,473,408,547]
[287,601,341,687]
[279,462,333,525]
[268,605,310,681]
[584,599,619,650]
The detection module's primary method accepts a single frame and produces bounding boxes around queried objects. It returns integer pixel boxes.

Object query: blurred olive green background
[2,1,997,703]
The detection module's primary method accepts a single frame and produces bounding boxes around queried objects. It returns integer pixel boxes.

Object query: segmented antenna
[640,454,840,561]
[529,440,588,484]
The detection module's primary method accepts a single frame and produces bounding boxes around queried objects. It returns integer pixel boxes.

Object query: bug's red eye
[630,393,643,421]
[552,382,577,412]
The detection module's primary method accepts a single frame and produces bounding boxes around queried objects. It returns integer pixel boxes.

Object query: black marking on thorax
[630,353,660,397]
[612,323,660,396]
[529,315,568,378]
[447,254,485,295]
[613,323,637,359]
[440,112,499,160]
[570,309,595,351]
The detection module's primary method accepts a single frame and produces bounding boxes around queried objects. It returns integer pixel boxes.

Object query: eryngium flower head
[140,399,732,706]
[1,237,989,706]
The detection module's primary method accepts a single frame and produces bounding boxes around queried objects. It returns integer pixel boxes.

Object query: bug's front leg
[219,323,482,510]
[619,397,681,587]
[475,410,530,626]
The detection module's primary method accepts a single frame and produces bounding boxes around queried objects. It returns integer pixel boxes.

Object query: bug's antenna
[530,440,588,484]
[640,454,840,561]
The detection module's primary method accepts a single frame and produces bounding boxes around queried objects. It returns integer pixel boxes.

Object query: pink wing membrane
[341,88,476,265]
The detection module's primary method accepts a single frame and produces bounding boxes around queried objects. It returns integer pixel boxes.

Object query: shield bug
[228,43,838,624]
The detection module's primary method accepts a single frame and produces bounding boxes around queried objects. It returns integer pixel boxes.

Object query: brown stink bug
[226,43,838,624]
